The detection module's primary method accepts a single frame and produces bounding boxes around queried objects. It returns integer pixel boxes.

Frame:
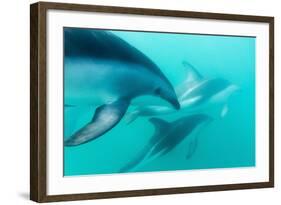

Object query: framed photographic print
[30,1,274,202]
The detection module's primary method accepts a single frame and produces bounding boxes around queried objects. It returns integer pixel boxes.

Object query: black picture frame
[30,1,274,202]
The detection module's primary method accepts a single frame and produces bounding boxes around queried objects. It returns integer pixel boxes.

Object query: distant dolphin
[120,114,212,172]
[64,28,180,146]
[125,61,239,123]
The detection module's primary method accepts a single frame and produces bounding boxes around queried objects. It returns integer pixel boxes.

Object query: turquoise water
[63,28,255,176]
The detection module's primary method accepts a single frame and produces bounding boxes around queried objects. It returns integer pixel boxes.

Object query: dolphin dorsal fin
[182,60,203,84]
[176,61,204,98]
[149,118,170,144]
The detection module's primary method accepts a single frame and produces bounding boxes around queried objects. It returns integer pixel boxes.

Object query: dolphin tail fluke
[124,110,140,124]
[64,98,130,146]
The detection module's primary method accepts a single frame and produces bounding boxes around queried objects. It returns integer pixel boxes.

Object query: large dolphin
[125,61,239,123]
[120,114,212,172]
[64,28,180,146]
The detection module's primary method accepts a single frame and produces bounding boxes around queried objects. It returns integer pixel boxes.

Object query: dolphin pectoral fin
[124,110,140,124]
[186,138,198,160]
[221,103,228,118]
[185,116,213,159]
[64,98,130,146]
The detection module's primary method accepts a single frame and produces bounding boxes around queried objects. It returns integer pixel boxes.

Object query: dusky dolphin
[64,28,180,146]
[120,114,212,173]
[125,61,239,123]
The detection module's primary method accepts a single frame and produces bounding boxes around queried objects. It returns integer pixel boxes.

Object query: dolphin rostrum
[125,61,239,123]
[64,28,180,146]
[120,114,212,172]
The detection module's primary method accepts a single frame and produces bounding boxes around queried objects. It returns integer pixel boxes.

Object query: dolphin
[120,114,212,173]
[64,28,180,146]
[125,61,240,123]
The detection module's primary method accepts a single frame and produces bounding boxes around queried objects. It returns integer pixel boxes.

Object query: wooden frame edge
[269,17,274,188]
[30,1,274,203]
[39,181,273,203]
[30,2,39,202]
[36,1,274,22]
[30,2,48,202]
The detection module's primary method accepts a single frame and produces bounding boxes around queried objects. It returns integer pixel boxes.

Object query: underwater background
[63,28,256,176]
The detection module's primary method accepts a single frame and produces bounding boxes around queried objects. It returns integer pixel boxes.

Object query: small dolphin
[125,61,239,123]
[64,28,180,146]
[120,114,212,172]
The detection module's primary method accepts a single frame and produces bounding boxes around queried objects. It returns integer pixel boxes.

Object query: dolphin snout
[161,89,181,110]
[171,99,180,110]
[156,80,181,110]
[163,94,180,110]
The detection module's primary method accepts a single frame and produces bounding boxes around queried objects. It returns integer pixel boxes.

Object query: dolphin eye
[154,87,161,95]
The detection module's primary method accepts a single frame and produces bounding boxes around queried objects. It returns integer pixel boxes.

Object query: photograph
[63,27,256,176]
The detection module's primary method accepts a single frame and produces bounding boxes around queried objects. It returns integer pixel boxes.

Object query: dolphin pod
[63,28,238,175]
[63,28,180,146]
[125,61,240,123]
[119,114,213,172]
